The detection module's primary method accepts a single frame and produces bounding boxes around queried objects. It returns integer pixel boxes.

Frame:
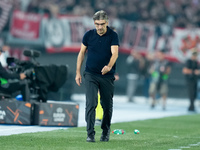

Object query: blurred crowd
[9,0,200,28]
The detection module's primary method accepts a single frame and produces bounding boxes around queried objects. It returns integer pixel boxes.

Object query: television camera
[7,49,40,75]
[6,49,68,102]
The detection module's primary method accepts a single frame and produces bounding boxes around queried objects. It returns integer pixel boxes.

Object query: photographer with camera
[0,48,30,101]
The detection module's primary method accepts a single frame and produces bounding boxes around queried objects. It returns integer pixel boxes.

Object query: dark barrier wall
[36,52,188,99]
[33,102,79,127]
[0,101,79,126]
[0,101,32,125]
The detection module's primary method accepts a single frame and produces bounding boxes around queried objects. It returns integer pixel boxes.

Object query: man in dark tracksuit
[0,49,30,101]
[75,10,119,142]
[183,49,200,111]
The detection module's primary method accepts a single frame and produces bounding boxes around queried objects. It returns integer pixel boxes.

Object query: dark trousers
[187,79,197,110]
[0,79,30,101]
[143,76,151,99]
[84,72,114,136]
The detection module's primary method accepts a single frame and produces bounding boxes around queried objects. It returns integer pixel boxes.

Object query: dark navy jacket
[82,26,119,77]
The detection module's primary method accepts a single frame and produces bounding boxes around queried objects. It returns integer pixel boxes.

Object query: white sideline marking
[179,146,190,148]
[0,94,199,136]
[173,136,178,138]
[0,126,33,131]
[189,143,199,146]
[169,141,200,150]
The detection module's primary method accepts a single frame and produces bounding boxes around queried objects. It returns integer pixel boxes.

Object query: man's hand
[101,65,111,75]
[20,73,26,80]
[75,73,82,86]
[183,68,192,74]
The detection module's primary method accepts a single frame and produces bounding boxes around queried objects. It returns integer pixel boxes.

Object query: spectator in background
[0,44,11,68]
[126,51,145,102]
[182,48,200,112]
[142,53,154,102]
[20,0,32,11]
[27,0,41,13]
[20,0,200,28]
[149,49,171,110]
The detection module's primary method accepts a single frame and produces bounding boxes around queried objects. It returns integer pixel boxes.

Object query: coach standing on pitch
[75,10,119,142]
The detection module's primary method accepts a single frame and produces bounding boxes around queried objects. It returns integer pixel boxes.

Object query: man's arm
[0,62,20,79]
[182,67,192,74]
[164,66,171,78]
[75,43,87,86]
[165,63,171,75]
[101,45,119,75]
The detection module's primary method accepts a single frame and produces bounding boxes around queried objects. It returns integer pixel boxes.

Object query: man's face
[156,51,165,61]
[192,53,198,60]
[94,20,108,35]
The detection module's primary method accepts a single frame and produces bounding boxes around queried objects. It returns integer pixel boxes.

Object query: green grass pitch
[0,114,200,150]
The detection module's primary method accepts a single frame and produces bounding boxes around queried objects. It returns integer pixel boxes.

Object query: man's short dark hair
[0,48,4,53]
[159,48,167,53]
[93,10,108,21]
[191,48,198,55]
